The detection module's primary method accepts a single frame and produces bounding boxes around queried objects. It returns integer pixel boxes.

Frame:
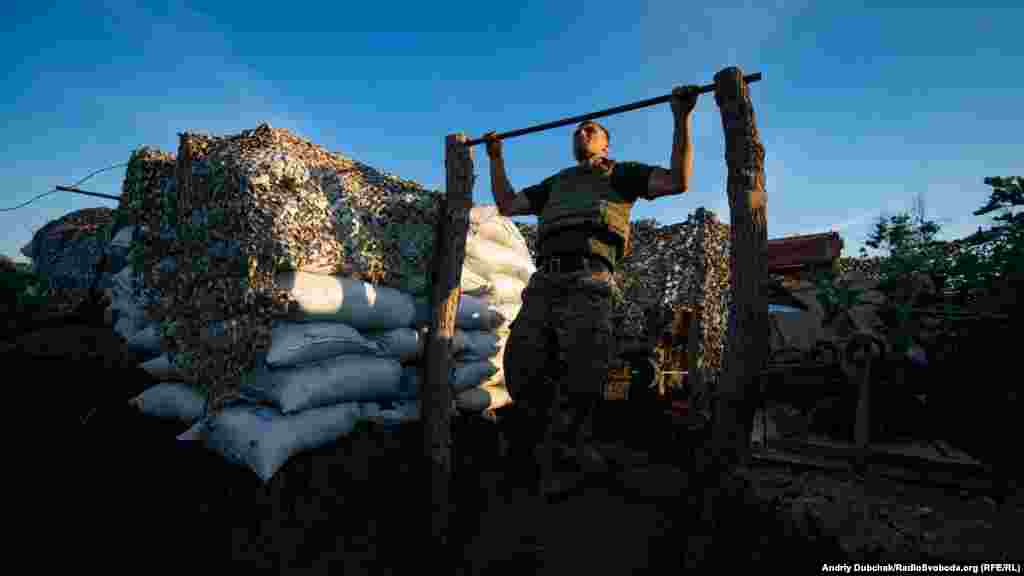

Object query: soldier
[483,84,701,498]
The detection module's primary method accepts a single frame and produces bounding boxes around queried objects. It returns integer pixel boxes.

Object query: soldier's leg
[502,277,556,492]
[553,270,614,474]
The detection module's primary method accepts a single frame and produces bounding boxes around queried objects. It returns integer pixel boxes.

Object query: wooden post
[703,67,768,526]
[422,133,473,548]
[847,333,879,473]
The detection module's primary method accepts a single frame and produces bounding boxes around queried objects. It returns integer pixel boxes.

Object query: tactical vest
[537,159,635,267]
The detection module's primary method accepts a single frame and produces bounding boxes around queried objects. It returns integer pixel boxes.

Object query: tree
[963,177,1024,286]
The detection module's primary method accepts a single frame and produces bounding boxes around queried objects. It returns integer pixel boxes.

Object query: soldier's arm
[498,191,534,217]
[646,111,693,199]
[488,152,536,217]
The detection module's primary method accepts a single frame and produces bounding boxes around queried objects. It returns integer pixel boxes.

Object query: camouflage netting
[515,207,733,378]
[20,207,116,316]
[119,123,445,408]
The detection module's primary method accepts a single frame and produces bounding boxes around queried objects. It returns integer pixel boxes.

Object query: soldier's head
[573,120,610,163]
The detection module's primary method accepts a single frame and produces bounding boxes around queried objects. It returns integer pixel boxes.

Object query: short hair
[575,120,610,144]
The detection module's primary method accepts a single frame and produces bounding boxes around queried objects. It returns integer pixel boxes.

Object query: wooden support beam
[700,66,768,528]
[422,133,474,550]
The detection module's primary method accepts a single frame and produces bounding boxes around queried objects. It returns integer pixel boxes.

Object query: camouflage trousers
[502,265,614,480]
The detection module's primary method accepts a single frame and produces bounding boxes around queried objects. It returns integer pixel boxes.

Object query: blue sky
[3,0,1022,263]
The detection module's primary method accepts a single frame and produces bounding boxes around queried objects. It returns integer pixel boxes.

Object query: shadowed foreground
[9,318,1019,572]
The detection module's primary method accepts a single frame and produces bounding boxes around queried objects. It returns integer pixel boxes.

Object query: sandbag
[397,365,420,400]
[451,361,500,394]
[460,267,493,298]
[198,401,365,483]
[113,313,144,341]
[140,354,181,381]
[493,302,522,332]
[362,400,420,425]
[456,382,513,413]
[489,274,526,305]
[465,236,535,284]
[365,327,498,364]
[241,354,404,414]
[469,205,502,228]
[266,321,382,368]
[109,225,135,250]
[455,330,501,361]
[396,361,499,395]
[111,265,138,299]
[414,294,506,331]
[129,382,206,426]
[111,295,148,329]
[472,207,531,257]
[366,327,424,363]
[126,324,162,356]
[274,271,416,331]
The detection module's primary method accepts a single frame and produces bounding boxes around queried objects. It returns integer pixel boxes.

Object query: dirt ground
[8,319,1022,572]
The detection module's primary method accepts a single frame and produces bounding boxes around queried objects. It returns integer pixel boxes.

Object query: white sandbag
[451,361,500,394]
[472,207,531,255]
[241,355,404,414]
[465,236,535,284]
[397,365,420,400]
[456,382,513,413]
[266,321,381,368]
[460,267,493,298]
[111,291,149,334]
[455,330,501,361]
[494,301,522,330]
[113,313,141,341]
[111,265,136,296]
[109,225,135,249]
[274,271,416,331]
[489,274,526,305]
[199,401,365,483]
[366,327,424,363]
[140,354,181,381]
[126,324,162,355]
[362,400,420,425]
[414,294,506,331]
[469,205,502,227]
[396,361,499,395]
[367,328,495,364]
[129,382,206,425]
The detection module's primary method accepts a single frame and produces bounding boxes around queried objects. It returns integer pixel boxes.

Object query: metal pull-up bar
[463,72,761,147]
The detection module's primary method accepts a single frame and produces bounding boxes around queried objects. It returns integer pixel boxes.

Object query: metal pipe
[464,72,761,147]
[56,185,120,201]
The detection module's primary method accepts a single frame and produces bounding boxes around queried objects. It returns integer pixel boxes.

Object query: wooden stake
[847,333,880,473]
[703,66,768,526]
[423,133,474,549]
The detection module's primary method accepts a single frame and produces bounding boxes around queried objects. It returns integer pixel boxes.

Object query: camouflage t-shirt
[522,160,656,269]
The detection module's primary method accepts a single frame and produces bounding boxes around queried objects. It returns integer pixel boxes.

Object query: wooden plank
[422,133,473,549]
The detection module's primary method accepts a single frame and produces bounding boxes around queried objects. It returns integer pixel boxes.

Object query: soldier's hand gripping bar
[464,72,761,147]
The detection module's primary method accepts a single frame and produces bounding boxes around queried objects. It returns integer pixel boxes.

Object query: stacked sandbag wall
[118,125,450,409]
[119,124,533,482]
